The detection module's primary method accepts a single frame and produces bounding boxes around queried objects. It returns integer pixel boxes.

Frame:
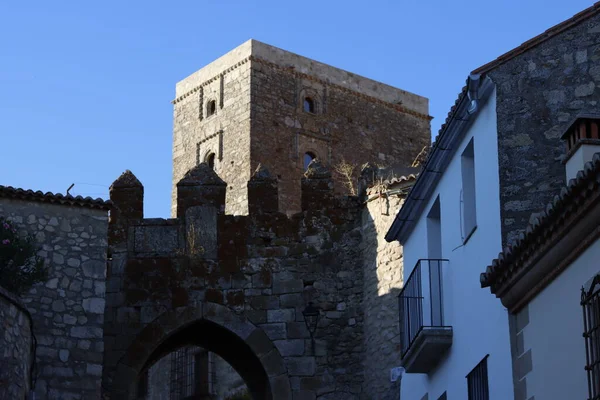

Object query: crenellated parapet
[103,161,366,399]
[247,164,278,215]
[108,170,144,256]
[301,159,334,211]
[176,163,227,218]
[108,161,362,258]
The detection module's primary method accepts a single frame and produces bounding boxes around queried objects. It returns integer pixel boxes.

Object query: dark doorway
[137,320,271,400]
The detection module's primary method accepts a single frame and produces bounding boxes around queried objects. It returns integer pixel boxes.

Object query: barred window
[466,355,489,400]
[581,274,600,400]
[169,347,215,399]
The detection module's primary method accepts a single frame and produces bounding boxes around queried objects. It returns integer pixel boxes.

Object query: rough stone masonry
[0,193,109,400]
[101,160,411,400]
[171,39,430,216]
[0,285,33,400]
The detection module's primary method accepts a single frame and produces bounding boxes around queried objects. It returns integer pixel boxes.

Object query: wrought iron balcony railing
[398,259,450,359]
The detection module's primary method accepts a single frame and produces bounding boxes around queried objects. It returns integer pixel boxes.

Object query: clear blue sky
[0,0,594,217]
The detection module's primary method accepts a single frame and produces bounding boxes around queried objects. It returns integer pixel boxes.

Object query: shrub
[0,217,47,295]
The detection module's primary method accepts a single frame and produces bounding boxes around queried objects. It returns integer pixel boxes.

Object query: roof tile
[0,185,111,210]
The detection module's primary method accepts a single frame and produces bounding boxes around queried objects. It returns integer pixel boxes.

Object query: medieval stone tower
[171,39,430,216]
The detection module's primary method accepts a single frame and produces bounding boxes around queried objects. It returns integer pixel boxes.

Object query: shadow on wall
[360,165,414,400]
[129,318,271,400]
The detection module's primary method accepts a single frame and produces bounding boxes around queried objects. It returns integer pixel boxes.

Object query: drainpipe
[467,73,481,115]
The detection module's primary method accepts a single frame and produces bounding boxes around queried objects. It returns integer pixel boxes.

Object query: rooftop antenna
[66,183,74,196]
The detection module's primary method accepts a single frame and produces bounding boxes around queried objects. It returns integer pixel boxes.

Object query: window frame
[581,274,600,400]
[466,354,490,400]
[303,151,316,170]
[460,138,477,244]
[303,97,316,114]
[427,196,442,259]
[205,152,216,170]
[206,99,217,118]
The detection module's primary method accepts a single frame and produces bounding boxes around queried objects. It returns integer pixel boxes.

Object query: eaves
[385,75,495,244]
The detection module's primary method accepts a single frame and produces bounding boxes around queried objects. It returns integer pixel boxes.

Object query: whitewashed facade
[481,116,600,400]
[386,78,514,399]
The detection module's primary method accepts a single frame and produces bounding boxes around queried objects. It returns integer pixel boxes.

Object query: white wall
[400,89,514,400]
[524,237,600,399]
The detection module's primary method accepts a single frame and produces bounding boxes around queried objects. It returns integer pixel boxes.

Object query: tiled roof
[0,185,111,210]
[366,174,418,196]
[481,152,600,291]
[473,1,600,75]
[391,3,600,242]
[430,86,468,152]
[433,2,600,162]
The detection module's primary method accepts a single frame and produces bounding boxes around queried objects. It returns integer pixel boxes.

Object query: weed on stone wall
[0,217,47,295]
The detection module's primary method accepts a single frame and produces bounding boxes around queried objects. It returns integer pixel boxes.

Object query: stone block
[287,322,310,339]
[245,328,275,359]
[268,308,295,322]
[273,279,304,294]
[86,363,103,377]
[134,225,179,254]
[280,293,304,308]
[260,349,287,377]
[260,323,287,340]
[83,298,105,314]
[70,327,103,339]
[274,339,305,356]
[82,260,105,279]
[250,295,280,310]
[286,357,316,376]
[293,390,316,400]
[270,374,293,400]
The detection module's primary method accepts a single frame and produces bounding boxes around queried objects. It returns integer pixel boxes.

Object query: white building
[385,4,600,399]
[386,75,514,400]
[481,115,600,400]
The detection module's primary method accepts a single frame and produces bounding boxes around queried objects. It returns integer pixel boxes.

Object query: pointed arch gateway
[107,302,292,400]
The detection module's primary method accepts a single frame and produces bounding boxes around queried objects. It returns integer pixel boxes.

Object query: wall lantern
[302,301,321,352]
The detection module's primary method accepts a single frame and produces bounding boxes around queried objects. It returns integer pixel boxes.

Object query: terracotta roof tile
[481,152,600,291]
[0,185,111,210]
[366,174,418,196]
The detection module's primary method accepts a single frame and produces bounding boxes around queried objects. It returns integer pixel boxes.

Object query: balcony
[398,259,452,373]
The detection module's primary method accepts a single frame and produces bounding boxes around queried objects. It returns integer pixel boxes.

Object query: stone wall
[0,285,33,400]
[103,162,369,399]
[171,59,252,217]
[249,58,430,215]
[486,12,600,246]
[361,183,410,400]
[172,40,430,217]
[0,198,109,399]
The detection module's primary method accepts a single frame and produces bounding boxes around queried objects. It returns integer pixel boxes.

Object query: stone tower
[171,39,430,216]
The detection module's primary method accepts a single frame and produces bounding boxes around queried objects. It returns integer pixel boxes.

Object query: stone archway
[107,302,292,400]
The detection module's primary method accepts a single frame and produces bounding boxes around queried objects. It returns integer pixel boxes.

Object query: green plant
[0,217,48,295]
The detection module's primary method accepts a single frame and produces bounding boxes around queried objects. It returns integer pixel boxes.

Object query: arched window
[206,153,216,169]
[207,100,216,117]
[303,152,316,170]
[303,97,315,113]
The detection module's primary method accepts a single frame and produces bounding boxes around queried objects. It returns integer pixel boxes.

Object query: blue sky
[0,0,594,217]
